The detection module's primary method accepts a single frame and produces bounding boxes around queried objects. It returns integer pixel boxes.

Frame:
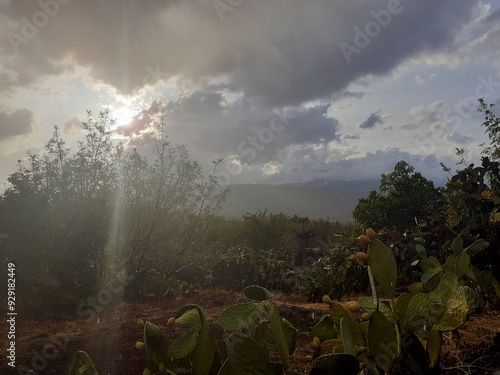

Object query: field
[3,289,500,375]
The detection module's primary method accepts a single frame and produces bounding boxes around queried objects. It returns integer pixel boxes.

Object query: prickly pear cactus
[366,310,398,372]
[218,302,267,331]
[367,239,397,296]
[218,285,296,372]
[143,321,169,366]
[226,333,275,375]
[244,285,273,301]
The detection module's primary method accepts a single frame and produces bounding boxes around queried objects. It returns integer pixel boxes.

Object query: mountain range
[220,179,380,222]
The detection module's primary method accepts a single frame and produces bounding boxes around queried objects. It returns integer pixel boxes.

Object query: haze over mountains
[220,179,381,222]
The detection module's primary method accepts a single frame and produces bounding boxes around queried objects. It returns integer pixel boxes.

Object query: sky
[1,0,500,190]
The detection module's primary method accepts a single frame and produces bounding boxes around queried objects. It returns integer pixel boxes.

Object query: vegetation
[353,160,440,232]
[0,110,227,316]
[5,100,500,374]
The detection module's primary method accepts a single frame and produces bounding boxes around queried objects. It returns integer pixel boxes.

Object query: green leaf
[218,302,266,331]
[415,244,428,259]
[143,321,169,366]
[368,239,397,296]
[427,326,441,368]
[408,282,423,295]
[450,236,464,255]
[428,272,458,305]
[311,315,336,342]
[266,303,291,370]
[464,239,489,255]
[244,285,273,301]
[340,318,364,356]
[396,293,412,324]
[168,329,199,360]
[367,310,398,372]
[329,302,353,326]
[175,305,204,329]
[66,351,99,375]
[455,252,470,278]
[227,333,274,375]
[422,267,443,284]
[192,327,217,375]
[437,287,469,331]
[403,293,430,338]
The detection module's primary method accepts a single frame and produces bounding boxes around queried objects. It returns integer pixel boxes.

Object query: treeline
[0,110,227,317]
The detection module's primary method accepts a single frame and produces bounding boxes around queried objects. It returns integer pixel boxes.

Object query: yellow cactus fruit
[135,341,145,350]
[345,301,361,313]
[311,340,320,349]
[481,189,493,199]
[167,317,176,327]
[143,368,152,375]
[305,355,314,362]
[322,295,332,304]
[137,318,145,328]
[355,252,369,262]
[359,234,373,245]
[365,228,377,239]
[360,312,371,321]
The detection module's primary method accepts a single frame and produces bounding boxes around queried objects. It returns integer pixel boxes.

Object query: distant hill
[220,179,380,222]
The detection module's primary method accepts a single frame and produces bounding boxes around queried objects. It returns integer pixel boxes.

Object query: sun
[112,105,137,127]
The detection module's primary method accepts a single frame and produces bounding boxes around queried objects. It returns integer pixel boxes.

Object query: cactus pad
[367,239,397,296]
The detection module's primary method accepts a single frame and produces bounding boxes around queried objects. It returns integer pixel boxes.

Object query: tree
[0,108,228,314]
[353,161,439,231]
[114,111,228,298]
[0,111,122,315]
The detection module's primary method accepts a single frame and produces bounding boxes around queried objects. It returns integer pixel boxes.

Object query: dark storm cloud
[359,111,383,129]
[0,0,480,106]
[0,108,34,138]
[120,92,341,164]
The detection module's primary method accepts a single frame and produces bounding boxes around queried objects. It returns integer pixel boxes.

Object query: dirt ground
[2,289,500,375]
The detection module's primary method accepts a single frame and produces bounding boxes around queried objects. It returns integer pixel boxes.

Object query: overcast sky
[1,0,500,189]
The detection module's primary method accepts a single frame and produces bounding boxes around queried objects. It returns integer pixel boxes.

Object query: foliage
[298,244,368,302]
[0,109,227,315]
[0,112,121,316]
[307,231,488,374]
[135,285,297,375]
[211,245,296,292]
[353,161,440,232]
[479,98,500,162]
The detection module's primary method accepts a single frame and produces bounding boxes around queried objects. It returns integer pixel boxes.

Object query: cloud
[258,145,449,185]
[445,131,474,145]
[0,108,34,138]
[120,93,341,166]
[0,0,480,106]
[359,111,383,129]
